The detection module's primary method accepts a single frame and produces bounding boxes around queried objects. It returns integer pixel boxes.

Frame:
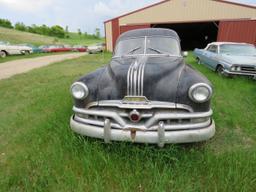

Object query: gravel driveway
[0,53,86,80]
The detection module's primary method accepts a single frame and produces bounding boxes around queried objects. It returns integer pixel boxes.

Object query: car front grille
[73,101,212,131]
[241,66,256,73]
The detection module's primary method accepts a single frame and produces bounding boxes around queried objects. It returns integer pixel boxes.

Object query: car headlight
[189,83,212,103]
[231,66,241,71]
[70,82,89,99]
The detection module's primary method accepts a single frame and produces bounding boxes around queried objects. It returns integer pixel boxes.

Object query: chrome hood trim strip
[127,56,147,96]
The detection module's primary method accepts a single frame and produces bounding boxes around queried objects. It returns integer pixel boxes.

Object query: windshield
[220,44,256,56]
[114,37,180,57]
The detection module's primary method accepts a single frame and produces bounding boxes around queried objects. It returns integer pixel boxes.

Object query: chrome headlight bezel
[188,83,212,103]
[231,65,241,71]
[70,82,89,100]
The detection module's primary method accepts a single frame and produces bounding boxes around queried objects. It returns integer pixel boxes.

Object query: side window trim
[207,45,217,53]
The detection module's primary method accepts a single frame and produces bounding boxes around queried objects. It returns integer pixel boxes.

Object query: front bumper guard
[224,69,256,78]
[70,114,215,147]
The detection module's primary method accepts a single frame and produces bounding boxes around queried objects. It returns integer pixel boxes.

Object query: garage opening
[152,22,219,50]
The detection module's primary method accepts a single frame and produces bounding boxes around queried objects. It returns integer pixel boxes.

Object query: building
[104,0,256,51]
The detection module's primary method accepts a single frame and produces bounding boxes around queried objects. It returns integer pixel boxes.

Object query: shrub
[15,22,27,31]
[0,18,13,28]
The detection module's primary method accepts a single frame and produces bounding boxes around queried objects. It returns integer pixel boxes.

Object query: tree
[15,22,27,31]
[49,25,65,38]
[0,18,13,28]
[95,28,100,38]
[65,26,69,33]
[78,28,82,35]
[39,24,50,35]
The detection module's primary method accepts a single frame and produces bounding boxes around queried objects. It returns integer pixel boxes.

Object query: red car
[43,45,73,53]
[72,45,88,52]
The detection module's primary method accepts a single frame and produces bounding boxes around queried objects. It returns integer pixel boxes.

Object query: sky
[0,0,255,35]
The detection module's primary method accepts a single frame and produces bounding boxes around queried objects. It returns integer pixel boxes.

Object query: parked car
[39,45,50,53]
[88,43,104,54]
[19,43,43,53]
[70,28,215,147]
[43,45,73,53]
[194,42,256,78]
[0,41,32,58]
[73,45,88,52]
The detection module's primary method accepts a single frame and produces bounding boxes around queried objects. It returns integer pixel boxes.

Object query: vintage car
[72,45,88,52]
[42,45,73,53]
[0,41,32,58]
[194,42,256,78]
[88,43,104,54]
[19,43,43,53]
[70,28,215,147]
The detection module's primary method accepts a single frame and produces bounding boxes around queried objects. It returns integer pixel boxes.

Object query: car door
[6,45,19,55]
[204,45,219,70]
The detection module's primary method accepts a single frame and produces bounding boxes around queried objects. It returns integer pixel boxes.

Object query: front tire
[0,51,7,58]
[217,65,225,76]
[217,65,233,78]
[22,50,30,55]
[196,57,201,65]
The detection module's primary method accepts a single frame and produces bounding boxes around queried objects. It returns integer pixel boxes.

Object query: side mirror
[182,51,188,57]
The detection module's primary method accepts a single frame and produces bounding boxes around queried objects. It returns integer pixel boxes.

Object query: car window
[146,37,180,55]
[114,38,144,56]
[220,44,256,56]
[207,45,218,53]
[114,37,180,57]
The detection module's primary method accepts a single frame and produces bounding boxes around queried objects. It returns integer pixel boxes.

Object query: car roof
[117,28,180,42]
[208,42,253,46]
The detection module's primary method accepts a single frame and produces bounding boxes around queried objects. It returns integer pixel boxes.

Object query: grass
[0,52,256,191]
[0,52,73,63]
[60,32,104,46]
[0,27,103,46]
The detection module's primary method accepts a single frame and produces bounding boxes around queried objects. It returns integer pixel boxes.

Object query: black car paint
[73,28,212,112]
[74,55,211,112]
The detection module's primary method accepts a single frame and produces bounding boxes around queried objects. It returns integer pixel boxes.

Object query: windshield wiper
[126,47,141,55]
[147,47,170,55]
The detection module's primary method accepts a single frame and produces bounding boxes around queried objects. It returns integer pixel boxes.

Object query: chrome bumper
[70,101,215,147]
[224,69,256,77]
[70,116,215,147]
[70,100,215,147]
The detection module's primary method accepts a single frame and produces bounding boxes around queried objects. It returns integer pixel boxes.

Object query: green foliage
[4,18,66,39]
[0,27,104,46]
[78,28,82,35]
[0,18,102,42]
[14,22,27,31]
[49,25,65,38]
[0,18,13,28]
[65,26,69,33]
[95,28,100,38]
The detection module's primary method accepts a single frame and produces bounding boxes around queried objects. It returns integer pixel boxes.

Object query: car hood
[221,54,256,66]
[77,55,211,112]
[96,55,185,102]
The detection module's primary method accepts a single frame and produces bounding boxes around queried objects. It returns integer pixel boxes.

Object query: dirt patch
[0,52,86,80]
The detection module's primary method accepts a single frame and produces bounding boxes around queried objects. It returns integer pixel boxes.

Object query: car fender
[216,60,232,71]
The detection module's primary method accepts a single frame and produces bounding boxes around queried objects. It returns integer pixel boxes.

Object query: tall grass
[0,53,255,191]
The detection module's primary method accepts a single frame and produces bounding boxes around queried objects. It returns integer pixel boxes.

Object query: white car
[88,43,105,54]
[0,41,33,58]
